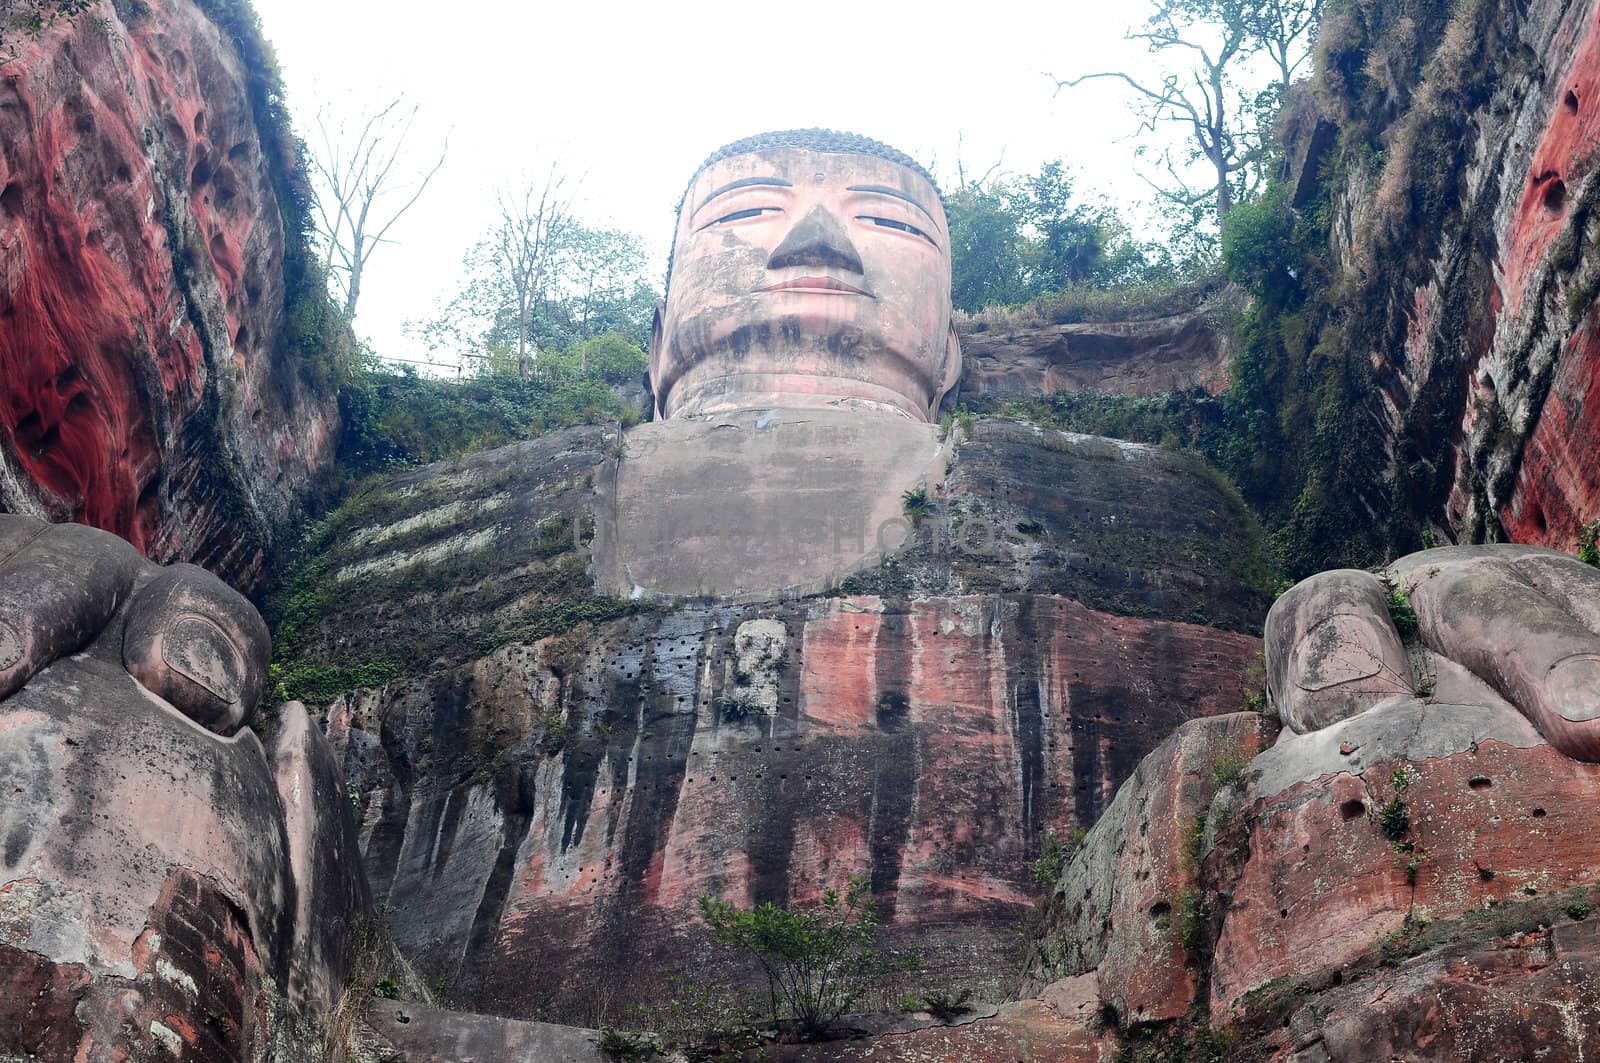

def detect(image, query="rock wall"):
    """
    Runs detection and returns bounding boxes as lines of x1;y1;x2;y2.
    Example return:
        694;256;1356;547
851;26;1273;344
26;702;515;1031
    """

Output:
278;419;1271;1021
0;1;337;590
955;299;1236;403
1022;693;1600;1059
1287;0;1600;554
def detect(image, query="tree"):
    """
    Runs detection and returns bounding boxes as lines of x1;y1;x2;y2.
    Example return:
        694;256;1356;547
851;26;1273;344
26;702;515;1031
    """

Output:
1239;0;1324;100
697;876;902;1039
307;97;447;321
492;169;572;381
550;225;657;350
947;183;1027;313
412;187;660;374
1054;0;1322;227
944;160;1152;313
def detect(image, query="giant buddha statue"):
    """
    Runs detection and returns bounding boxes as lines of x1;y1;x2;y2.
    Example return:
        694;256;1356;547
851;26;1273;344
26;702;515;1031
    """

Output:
598;130;965;600
5;128;1600;1047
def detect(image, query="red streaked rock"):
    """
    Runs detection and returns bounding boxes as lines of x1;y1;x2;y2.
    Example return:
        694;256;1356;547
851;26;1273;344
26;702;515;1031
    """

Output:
336;595;1261;1021
0;1;334;590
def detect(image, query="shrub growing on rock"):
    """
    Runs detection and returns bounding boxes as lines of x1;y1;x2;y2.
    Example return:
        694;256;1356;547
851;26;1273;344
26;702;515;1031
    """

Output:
697;876;898;1039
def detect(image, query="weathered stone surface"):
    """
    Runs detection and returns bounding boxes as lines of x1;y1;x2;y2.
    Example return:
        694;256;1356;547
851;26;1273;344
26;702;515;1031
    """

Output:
364;1001;608;1062
653;134;960;423
598;408;946;600
1261;917;1600;1062
0;519;374;1056
292;418;1270;687
271;700;375;1018
1212;734;1600;1016
1;870;289;1061
764;996;1115;1062
956;301;1235;402
1293;0;1600;551
1264;569;1412;735
280;425;618;676
0;1;336;590
1021;713;1267;1023
1018;542;1600;1053
293;415;1269;1022
332;592;1259;1021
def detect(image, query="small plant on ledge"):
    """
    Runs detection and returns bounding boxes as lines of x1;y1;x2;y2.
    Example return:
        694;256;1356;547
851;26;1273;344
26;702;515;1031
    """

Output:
902;485;932;525
1579;518;1599;567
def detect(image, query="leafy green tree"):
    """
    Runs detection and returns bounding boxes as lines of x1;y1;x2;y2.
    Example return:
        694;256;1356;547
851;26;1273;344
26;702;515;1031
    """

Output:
945;160;1153;313
412;199;659;372
697;876;900;1039
947;184;1027;312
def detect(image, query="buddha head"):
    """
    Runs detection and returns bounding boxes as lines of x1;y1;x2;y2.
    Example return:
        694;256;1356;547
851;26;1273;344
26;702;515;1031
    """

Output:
651;129;962;422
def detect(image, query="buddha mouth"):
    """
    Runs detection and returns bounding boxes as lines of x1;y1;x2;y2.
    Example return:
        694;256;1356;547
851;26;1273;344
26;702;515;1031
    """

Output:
759;276;874;297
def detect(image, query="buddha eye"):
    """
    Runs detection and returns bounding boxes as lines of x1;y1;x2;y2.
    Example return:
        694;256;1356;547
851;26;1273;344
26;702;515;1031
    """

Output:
861;216;936;247
713;206;780;224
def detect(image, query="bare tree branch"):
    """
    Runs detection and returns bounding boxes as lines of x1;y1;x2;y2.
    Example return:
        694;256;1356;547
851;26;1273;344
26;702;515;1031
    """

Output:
307;96;449;321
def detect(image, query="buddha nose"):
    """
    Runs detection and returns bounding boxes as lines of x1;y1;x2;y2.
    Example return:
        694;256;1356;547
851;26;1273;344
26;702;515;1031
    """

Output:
767;206;864;274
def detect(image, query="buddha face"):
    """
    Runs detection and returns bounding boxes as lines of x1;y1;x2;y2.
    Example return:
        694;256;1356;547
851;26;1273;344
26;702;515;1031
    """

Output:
652;146;961;421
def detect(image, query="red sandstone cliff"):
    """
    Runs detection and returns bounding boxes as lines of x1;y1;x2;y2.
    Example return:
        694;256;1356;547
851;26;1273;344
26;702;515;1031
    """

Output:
1292;0;1600;553
0;1;337;590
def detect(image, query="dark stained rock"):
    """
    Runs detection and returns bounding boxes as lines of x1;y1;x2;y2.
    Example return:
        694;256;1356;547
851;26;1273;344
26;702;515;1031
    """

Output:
292;415;1270;1022
956;301;1236;403
1287;0;1600;553
272;700;376;1020
1020;713;1268;1023
1260;917;1600;1062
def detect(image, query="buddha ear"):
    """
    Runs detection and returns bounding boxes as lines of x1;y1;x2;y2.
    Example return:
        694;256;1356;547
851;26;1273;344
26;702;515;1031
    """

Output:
648;302;666;420
930;323;963;418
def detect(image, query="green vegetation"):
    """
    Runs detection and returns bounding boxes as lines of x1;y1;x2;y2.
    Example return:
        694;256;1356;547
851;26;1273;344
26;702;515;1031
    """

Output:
1579;519;1599;566
371;977;400;999
697;876;905;1039
0;0;97;59
273;659;401;704
901;485;932;524
920;987;973;1022
537;711;571;756
714;693;762;724
1379;767;1413;841
1029;827;1088;888
596;1028;653;1060
1385;589;1418;638
189;0;359;389
947;160;1164;313
1210;750;1250;788
1117;1020;1239;1063
337;335;646;476
1171;886;1206;955
642;975;764;1062
947;0;1517;582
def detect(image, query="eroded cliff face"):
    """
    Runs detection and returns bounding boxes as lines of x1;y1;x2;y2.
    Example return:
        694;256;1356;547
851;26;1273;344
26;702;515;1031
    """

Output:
1291;0;1600;555
1019;699;1600;1060
0;1;336;590
274;419;1270;1022
955;298;1237;404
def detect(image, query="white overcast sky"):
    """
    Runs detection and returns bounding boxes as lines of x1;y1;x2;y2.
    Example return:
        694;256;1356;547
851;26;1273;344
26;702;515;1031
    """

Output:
248;0;1195;370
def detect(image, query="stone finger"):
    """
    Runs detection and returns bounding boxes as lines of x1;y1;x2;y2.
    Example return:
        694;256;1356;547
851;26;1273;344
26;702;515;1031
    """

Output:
121;563;270;734
1266;569;1414;734
1406;556;1600;761
0;521;145;701
1508;550;1600;636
